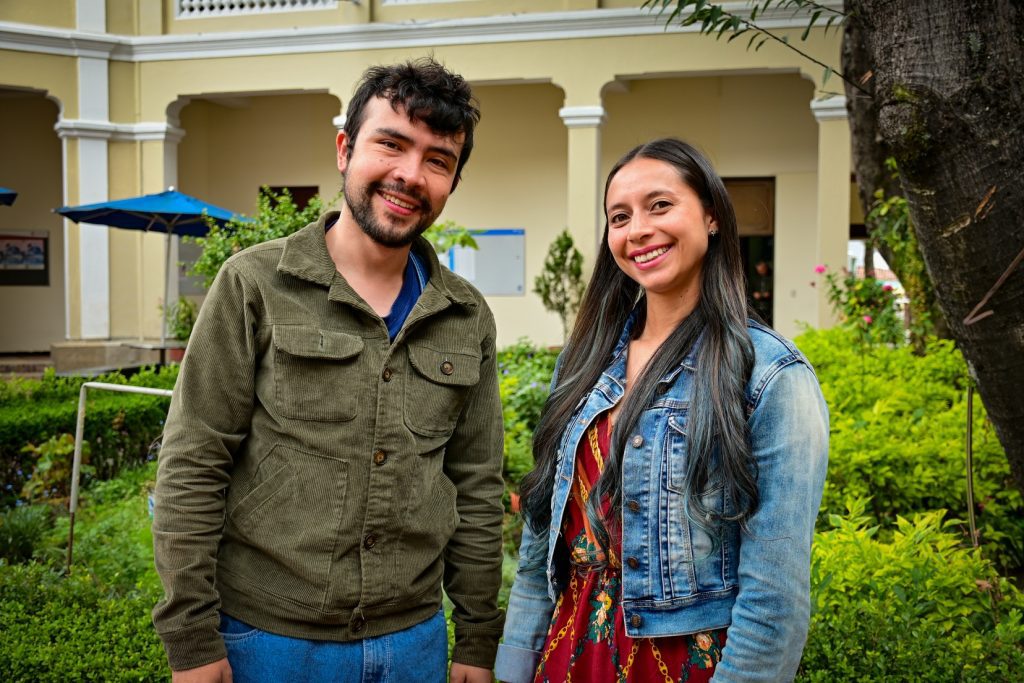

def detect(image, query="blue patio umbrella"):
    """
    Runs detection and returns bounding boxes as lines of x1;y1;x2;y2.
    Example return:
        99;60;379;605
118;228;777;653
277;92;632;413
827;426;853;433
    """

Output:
0;187;17;206
56;188;245;344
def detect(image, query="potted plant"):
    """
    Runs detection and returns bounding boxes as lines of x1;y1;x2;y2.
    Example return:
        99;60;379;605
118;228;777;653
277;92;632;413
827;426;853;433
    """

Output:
164;296;197;362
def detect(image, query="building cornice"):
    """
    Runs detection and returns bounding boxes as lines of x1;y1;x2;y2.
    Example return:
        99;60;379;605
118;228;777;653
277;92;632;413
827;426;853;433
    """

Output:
0;3;843;63
559;106;606;129
56;119;186;142
0;22;114;59
810;95;847;121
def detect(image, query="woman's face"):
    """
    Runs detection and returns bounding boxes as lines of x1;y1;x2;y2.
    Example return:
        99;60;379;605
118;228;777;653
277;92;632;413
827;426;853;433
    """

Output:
605;157;717;305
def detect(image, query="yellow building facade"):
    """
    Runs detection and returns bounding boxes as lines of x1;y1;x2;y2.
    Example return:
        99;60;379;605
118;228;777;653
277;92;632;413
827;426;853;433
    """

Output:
0;0;850;363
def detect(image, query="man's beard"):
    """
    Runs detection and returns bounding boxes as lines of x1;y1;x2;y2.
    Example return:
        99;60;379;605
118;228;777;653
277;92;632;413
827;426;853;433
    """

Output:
345;180;436;248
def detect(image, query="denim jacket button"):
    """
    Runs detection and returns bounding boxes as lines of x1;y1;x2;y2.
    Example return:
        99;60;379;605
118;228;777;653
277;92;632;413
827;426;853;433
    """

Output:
627;500;640;512
631;435;644;448
629;614;642;628
626;556;639;569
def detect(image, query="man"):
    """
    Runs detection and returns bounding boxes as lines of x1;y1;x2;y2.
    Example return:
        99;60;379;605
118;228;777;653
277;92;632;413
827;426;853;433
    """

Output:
152;58;504;683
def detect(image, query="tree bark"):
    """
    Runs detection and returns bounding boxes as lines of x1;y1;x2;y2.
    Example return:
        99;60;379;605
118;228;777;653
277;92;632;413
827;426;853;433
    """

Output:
854;0;1024;494
843;1;949;339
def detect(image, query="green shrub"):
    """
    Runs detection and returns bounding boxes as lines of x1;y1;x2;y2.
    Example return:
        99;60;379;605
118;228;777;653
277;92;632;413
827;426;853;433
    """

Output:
188;186;328;289
0;563;166;682
0;366;176;508
816;264;904;345
799;499;1024;681
797;327;1023;573
0;460;164;679
19;434;92;503
497;339;558;489
0;504;56;564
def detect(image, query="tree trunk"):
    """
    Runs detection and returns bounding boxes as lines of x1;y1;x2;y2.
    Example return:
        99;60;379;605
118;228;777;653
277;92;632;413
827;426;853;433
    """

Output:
854;0;1024;494
843;1;949;340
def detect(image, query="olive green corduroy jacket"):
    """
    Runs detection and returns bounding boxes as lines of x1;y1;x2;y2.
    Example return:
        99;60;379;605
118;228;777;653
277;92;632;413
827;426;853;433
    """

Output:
152;213;505;672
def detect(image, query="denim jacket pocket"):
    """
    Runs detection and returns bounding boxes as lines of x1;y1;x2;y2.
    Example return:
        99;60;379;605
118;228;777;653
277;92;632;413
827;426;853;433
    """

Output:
404;343;480;438
663;413;727;593
272;325;364;422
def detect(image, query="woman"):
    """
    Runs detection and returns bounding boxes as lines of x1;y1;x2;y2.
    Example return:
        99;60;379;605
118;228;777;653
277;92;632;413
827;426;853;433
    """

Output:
495;139;828;683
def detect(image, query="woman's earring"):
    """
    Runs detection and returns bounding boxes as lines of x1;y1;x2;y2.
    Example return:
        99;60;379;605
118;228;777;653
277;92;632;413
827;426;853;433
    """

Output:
709;229;718;237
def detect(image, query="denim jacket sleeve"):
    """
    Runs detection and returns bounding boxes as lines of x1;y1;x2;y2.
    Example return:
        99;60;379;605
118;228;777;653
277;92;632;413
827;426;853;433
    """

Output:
713;359;829;682
494;519;556;683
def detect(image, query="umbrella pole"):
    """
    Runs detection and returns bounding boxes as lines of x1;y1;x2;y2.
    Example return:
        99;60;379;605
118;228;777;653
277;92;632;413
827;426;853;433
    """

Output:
162;231;172;347
137;235;145;341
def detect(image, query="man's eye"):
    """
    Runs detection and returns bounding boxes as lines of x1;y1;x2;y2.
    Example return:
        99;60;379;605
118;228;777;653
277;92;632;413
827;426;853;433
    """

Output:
429;157;452;171
380;140;400;150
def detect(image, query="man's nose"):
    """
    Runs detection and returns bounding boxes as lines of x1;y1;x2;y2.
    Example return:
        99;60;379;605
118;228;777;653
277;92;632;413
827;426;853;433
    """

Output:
390;153;426;188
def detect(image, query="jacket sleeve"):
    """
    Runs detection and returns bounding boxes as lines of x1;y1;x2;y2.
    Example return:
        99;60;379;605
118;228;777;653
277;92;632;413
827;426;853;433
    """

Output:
713;360;829;683
151;262;259;671
494;519;556;683
442;305;507;669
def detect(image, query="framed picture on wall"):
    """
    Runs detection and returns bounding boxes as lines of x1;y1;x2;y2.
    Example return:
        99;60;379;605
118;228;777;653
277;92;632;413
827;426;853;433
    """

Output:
0;231;48;286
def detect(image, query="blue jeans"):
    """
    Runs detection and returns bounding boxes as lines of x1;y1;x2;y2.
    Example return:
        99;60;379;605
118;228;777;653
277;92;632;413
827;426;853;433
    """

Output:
219;609;448;683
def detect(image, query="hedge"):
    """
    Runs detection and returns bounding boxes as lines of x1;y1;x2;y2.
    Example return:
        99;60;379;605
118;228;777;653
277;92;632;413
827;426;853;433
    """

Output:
0;367;177;508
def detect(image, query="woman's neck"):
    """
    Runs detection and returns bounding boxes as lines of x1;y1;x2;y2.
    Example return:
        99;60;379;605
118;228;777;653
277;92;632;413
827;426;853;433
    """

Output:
638;290;699;347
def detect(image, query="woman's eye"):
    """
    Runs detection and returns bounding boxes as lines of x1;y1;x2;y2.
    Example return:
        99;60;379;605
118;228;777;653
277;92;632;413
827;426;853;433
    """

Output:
609;213;628;225
652;200;672;211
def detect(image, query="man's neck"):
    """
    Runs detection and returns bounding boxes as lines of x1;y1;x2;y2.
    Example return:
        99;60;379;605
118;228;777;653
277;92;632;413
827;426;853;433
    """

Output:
326;208;411;317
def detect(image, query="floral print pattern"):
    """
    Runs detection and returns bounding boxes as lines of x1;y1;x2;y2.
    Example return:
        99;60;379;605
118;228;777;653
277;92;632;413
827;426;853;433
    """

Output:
534;413;727;683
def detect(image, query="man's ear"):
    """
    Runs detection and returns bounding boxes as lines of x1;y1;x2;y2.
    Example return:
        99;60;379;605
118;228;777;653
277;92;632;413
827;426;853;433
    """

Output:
336;130;350;174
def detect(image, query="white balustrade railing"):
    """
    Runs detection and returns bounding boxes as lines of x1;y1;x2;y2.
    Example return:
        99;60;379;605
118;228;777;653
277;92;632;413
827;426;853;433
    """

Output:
177;0;339;19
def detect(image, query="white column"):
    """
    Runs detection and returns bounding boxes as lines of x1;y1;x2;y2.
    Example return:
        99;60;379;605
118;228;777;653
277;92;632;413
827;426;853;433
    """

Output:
811;95;851;328
76;0;106;32
559;105;606;275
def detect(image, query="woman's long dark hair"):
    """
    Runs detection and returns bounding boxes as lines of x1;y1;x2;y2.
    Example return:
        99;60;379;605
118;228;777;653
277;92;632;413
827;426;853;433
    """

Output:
520;138;757;562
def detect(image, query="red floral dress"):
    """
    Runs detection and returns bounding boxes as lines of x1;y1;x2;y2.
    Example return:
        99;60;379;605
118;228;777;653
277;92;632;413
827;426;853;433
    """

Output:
534;413;727;683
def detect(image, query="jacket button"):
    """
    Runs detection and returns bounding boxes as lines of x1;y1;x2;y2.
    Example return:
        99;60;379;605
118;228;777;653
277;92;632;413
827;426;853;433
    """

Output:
351;615;366;632
627;500;640;512
631;435;644;448
363;534;377;550
626;557;639;569
630;614;642;628
382;367;393;382
373;450;387;466
440;360;454;375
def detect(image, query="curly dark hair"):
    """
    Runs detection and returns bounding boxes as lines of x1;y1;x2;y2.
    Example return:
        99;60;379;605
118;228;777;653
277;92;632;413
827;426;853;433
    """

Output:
344;57;480;185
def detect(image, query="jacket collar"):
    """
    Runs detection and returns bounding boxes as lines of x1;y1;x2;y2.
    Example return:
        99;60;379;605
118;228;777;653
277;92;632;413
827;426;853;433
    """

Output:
277;211;479;309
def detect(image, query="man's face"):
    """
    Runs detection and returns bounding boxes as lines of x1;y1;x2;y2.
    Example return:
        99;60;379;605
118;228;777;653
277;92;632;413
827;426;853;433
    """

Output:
336;97;465;248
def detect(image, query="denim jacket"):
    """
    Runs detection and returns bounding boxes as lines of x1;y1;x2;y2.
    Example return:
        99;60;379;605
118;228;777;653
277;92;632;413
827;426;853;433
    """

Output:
495;318;828;683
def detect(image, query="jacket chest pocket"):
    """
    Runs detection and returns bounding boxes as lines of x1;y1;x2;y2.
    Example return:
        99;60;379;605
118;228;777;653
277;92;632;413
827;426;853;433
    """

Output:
404;343;480;438
272;325;364;422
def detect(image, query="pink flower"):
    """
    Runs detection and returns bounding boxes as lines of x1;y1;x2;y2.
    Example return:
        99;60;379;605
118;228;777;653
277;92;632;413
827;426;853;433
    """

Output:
883;284;893;291
814;265;827;274
863;315;873;324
